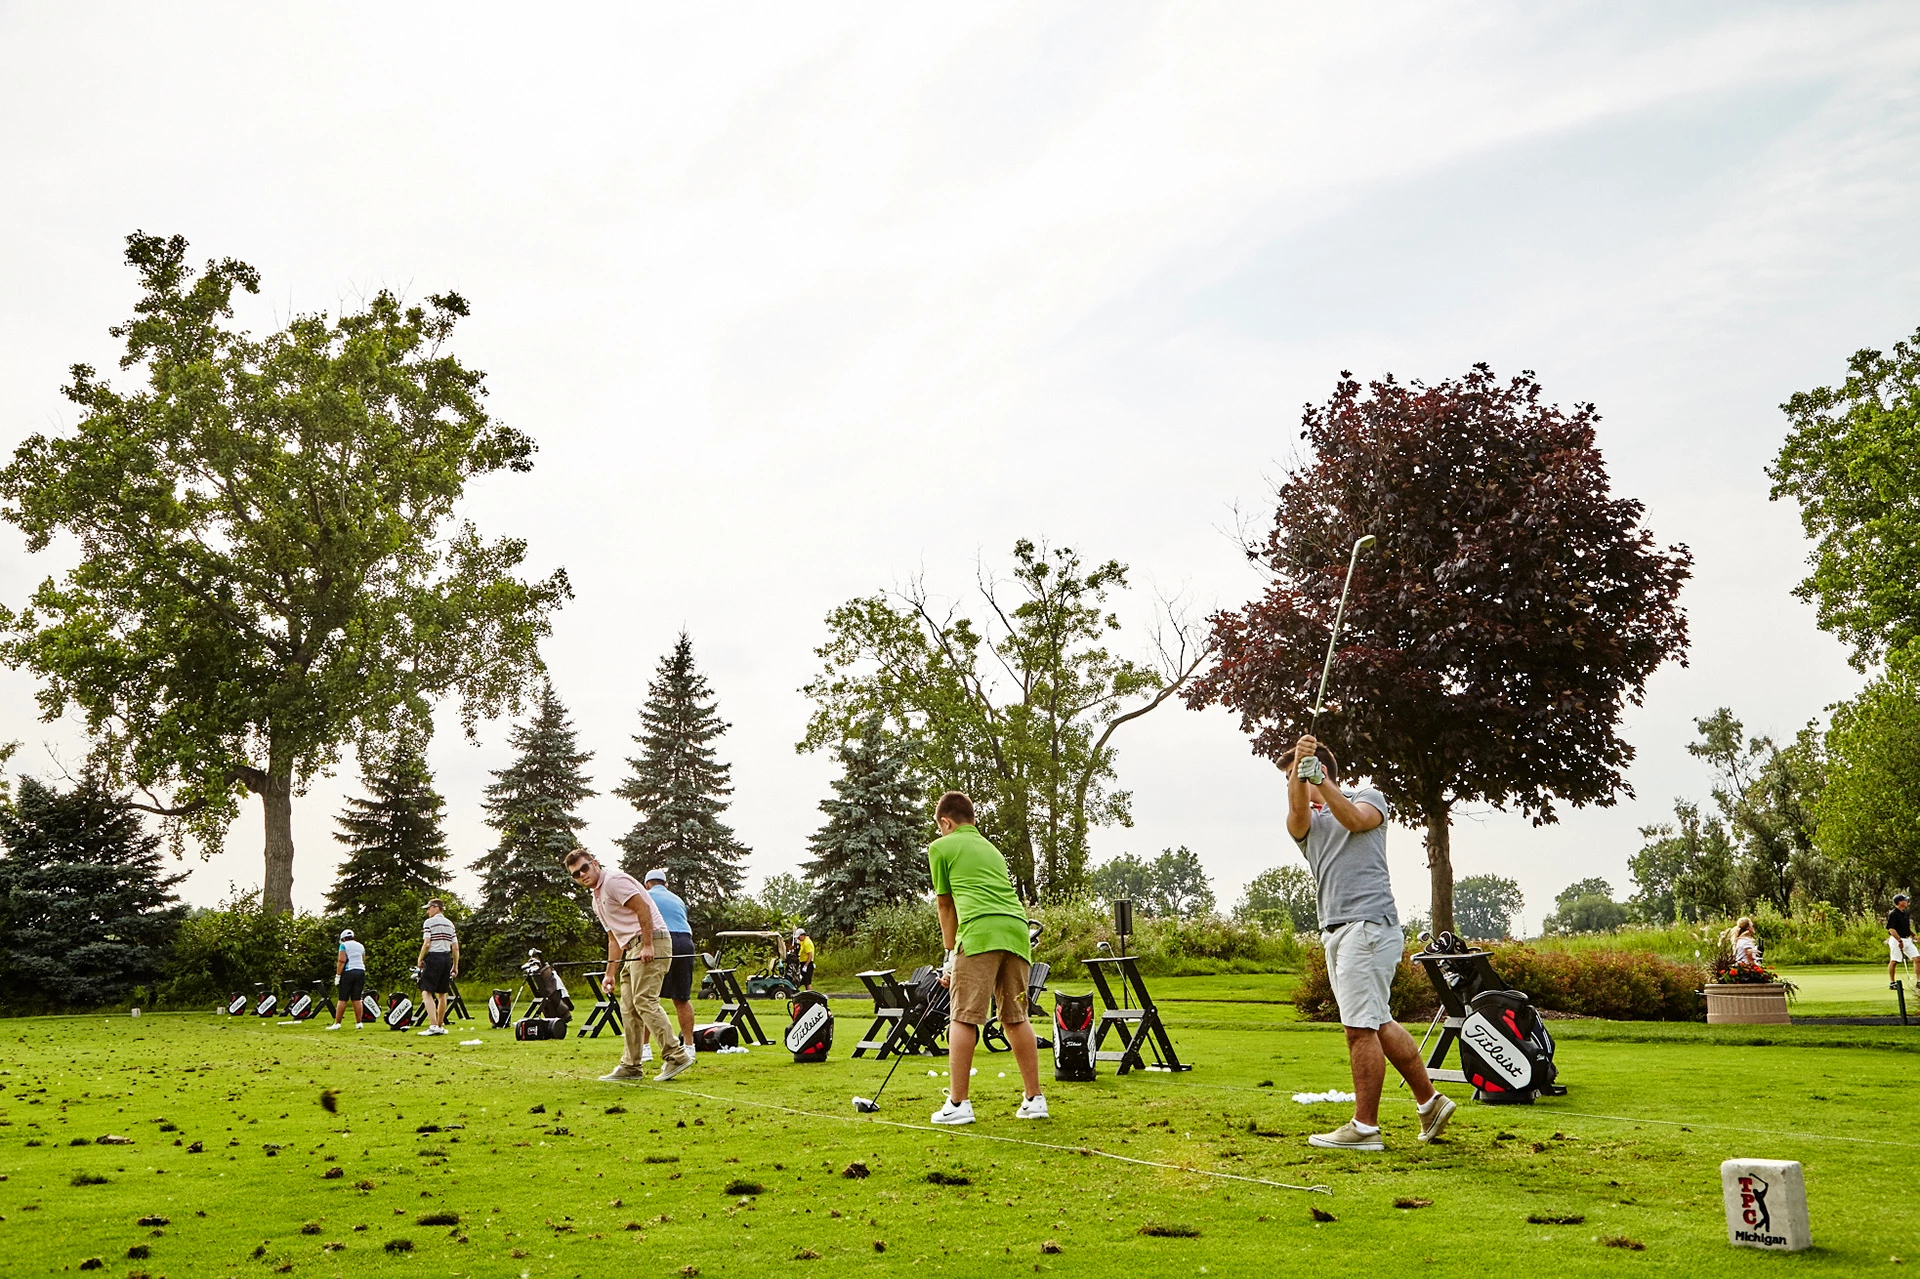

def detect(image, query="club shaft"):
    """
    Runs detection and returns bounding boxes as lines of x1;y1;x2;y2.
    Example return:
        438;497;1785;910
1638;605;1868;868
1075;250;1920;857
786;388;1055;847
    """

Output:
1309;538;1371;730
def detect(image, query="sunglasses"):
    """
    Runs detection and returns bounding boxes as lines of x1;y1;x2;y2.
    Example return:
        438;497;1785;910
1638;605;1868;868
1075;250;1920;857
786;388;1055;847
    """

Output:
569;864;593;879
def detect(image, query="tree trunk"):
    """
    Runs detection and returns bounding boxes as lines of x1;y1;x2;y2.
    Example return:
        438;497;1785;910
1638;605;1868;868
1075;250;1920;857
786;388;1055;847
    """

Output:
1425;808;1455;936
261;764;296;915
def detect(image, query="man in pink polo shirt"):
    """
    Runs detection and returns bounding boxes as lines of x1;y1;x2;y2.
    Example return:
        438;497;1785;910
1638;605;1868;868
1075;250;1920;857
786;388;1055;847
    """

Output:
564;847;694;1083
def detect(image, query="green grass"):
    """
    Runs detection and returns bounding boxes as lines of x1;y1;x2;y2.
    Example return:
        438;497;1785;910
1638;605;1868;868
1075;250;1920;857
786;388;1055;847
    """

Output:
1;999;1914;1276
1778;964;1915;1018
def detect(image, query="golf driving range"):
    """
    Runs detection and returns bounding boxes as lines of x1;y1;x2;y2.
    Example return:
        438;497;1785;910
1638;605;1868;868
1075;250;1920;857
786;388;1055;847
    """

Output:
1;983;1910;1277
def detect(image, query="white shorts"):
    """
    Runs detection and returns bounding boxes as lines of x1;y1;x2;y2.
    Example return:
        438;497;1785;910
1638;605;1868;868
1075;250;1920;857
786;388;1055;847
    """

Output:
1324;919;1402;1030
1891;936;1918;963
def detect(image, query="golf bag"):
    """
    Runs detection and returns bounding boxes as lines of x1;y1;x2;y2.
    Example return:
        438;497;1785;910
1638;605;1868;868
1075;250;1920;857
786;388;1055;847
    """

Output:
384;992;415;1030
785;991;834;1063
358;992;381;1023
693;1022;740;1052
513;953;573;1041
253;986;279;1017
1458;989;1559;1104
285;982;323;1021
1052;991;1097;1082
488;988;514;1030
224;991;249;1016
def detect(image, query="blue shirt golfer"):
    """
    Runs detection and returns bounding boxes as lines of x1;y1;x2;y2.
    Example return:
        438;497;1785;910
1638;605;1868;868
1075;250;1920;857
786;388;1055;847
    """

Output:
642;869;699;1059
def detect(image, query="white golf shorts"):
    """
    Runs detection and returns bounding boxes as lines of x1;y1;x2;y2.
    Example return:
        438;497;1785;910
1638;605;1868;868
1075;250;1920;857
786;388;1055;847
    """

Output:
1324;919;1402;1030
1891;936;1918;963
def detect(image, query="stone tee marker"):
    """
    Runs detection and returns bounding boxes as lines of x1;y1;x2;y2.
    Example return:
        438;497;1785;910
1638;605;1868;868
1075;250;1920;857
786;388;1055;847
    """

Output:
1721;1158;1810;1251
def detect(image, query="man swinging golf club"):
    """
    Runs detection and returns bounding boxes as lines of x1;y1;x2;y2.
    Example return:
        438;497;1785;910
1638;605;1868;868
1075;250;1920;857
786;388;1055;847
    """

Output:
927;790;1047;1124
1287;735;1454;1150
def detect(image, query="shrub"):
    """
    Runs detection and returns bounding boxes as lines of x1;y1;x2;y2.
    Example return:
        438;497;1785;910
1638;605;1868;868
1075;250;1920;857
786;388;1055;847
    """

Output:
158;892;338;1008
1526;902;1889;965
1294;940;1706;1022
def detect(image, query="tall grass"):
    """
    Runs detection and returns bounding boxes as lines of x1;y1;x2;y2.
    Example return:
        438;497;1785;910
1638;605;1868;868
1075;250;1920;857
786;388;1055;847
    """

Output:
1525;903;1889;966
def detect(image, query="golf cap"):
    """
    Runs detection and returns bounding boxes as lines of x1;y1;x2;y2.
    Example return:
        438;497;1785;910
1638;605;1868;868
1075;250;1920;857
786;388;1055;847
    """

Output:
1898;892;1911;902
644;867;668;884
339;929;354;941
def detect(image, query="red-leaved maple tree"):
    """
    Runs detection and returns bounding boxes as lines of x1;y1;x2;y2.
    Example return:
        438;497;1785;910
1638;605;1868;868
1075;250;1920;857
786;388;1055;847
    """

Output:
1188;365;1692;934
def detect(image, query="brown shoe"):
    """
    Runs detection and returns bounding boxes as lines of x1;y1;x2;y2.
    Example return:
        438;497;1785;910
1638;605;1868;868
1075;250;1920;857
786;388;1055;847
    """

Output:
1417;1094;1456;1144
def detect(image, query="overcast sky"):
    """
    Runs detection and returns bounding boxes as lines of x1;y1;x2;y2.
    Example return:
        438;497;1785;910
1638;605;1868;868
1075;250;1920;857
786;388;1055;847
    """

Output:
2;3;1916;934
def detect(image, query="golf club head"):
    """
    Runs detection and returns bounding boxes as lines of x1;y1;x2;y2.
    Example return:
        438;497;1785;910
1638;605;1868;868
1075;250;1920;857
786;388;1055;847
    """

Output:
1096;941;1112;955
851;1097;878;1113
1354;534;1376;551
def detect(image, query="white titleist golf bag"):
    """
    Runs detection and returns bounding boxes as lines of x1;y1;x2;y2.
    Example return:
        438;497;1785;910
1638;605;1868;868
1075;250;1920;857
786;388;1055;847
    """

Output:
785;991;833;1063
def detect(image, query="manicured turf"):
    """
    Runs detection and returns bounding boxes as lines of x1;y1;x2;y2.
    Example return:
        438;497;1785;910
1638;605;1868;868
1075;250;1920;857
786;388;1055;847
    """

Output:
1;998;1913;1276
1779;965;1915;1018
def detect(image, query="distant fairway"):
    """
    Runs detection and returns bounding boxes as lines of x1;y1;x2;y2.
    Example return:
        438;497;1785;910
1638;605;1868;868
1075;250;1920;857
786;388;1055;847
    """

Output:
0;998;1913;1275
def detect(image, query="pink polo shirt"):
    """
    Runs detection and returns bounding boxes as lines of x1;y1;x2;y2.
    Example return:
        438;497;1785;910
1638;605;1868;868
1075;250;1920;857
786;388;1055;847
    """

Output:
592;868;668;948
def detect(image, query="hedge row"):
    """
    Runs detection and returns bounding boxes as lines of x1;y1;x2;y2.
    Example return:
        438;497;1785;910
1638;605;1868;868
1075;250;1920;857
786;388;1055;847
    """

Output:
1294;941;1707;1023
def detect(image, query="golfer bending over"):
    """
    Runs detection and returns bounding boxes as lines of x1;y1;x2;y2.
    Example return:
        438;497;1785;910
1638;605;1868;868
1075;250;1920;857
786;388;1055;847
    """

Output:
565;849;693;1083
1287;735;1453;1150
928;790;1047;1125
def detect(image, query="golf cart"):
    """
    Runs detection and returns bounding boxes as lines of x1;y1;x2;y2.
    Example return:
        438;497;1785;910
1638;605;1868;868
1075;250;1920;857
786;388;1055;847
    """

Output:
711;930;804;999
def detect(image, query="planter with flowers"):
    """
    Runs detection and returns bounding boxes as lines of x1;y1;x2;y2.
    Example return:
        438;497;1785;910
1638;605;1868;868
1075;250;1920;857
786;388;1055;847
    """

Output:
1704;951;1797;1025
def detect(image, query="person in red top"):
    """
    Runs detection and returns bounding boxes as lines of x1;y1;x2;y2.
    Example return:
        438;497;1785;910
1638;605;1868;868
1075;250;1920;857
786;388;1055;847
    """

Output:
564;848;693;1083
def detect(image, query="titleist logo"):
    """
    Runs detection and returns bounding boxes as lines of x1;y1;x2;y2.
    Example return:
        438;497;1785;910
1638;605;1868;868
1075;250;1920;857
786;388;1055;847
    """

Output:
1461;1014;1532;1087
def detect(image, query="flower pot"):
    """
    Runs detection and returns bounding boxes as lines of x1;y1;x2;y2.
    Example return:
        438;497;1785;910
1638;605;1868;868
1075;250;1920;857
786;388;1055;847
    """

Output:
1704;982;1791;1025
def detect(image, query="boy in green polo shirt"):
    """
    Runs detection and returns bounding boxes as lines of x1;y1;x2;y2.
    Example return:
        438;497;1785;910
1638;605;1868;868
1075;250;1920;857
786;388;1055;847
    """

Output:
928;790;1048;1125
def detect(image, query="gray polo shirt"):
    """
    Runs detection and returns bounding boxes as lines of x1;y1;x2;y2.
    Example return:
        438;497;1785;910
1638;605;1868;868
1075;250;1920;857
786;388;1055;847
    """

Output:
1291;786;1399;929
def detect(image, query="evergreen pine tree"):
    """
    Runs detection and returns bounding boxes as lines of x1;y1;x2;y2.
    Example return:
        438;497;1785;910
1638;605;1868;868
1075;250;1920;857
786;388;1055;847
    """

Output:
0;773;188;1009
801;717;929;937
616;632;749;906
471;682;598;965
326;737;450;921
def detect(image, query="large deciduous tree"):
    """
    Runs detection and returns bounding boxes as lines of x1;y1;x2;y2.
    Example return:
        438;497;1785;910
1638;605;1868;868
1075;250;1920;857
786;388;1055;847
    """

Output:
616;633;750;906
802;539;1210;899
1813;674;1920;907
0;233;569;912
1189;366;1692;934
800;717;928;938
1770;327;1920;671
1451;873;1524;940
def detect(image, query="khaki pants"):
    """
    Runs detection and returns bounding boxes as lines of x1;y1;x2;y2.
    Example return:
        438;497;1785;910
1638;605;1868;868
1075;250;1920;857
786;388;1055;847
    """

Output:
620;931;687;1069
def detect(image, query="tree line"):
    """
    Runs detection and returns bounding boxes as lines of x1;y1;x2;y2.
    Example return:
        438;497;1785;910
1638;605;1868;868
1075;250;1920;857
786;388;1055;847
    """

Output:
1;233;1914;983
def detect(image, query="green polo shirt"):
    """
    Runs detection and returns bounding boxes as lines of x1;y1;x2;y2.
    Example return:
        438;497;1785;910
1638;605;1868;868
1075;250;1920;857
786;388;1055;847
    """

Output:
928;825;1031;960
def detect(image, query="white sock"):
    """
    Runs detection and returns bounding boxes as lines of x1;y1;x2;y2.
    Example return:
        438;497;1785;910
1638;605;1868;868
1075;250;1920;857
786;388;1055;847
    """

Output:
1418;1093;1443;1114
1351;1119;1380;1135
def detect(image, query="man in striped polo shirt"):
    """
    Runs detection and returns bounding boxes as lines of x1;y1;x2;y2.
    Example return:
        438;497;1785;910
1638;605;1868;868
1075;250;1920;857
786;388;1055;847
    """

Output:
415;899;459;1036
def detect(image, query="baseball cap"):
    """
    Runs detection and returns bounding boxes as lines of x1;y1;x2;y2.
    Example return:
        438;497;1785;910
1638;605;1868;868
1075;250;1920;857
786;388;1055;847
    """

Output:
1897;892;1911;902
644;867;668;884
339;929;355;941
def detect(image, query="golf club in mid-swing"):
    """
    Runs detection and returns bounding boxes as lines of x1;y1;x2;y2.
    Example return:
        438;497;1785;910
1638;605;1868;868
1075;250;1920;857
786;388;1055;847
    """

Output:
1307;534;1376;734
851;986;951;1114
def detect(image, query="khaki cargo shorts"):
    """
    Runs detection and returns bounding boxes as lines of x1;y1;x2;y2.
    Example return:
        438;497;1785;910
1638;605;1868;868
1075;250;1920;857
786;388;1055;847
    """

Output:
949;945;1031;1028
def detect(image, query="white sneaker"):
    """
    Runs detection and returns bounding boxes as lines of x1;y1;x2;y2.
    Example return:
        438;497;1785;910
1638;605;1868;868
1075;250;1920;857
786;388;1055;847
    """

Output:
1307;1120;1385;1151
654;1054;694;1082
326;1023;343;1031
1015;1095;1049;1120
430;1025;448;1036
930;1097;974;1126
417;1026;435;1036
640;1045;654;1064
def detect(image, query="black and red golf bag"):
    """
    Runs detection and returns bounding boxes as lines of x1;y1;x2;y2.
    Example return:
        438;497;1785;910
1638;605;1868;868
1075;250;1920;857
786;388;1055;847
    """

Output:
785;990;834;1063
1052;992;1097;1082
1458;989;1559;1104
513;952;573;1041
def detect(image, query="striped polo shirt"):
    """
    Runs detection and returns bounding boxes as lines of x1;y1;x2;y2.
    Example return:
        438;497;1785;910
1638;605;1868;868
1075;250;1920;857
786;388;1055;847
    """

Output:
422;914;457;953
